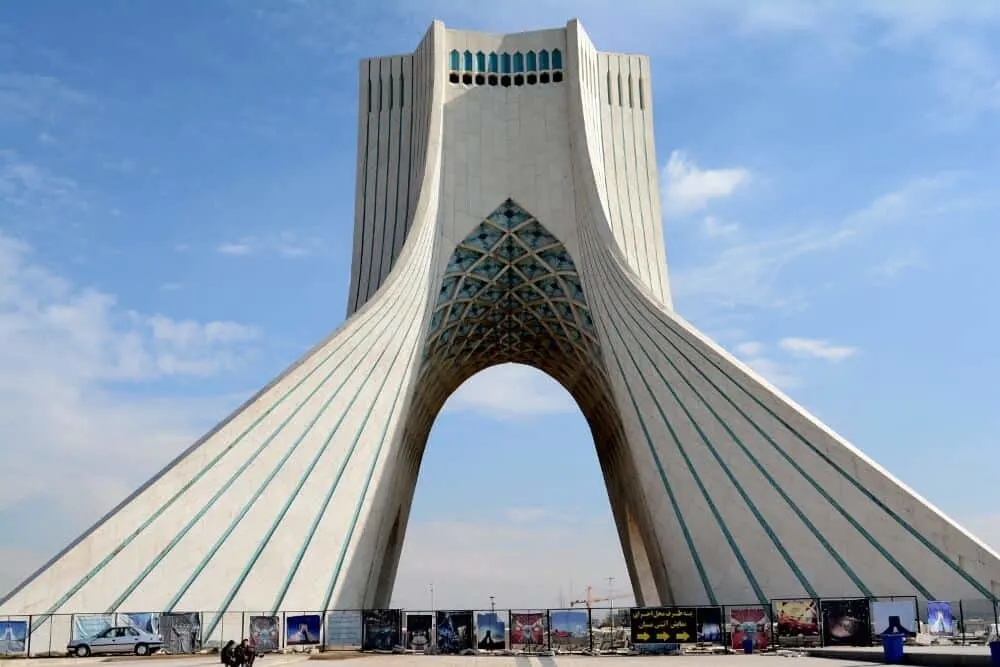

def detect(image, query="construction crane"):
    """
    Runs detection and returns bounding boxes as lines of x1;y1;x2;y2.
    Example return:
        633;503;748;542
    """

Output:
569;585;620;609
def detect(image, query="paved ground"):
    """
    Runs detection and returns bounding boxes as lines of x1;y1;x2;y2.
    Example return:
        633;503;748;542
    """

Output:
0;656;880;667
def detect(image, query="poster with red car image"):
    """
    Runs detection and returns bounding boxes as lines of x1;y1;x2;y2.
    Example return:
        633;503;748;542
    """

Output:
510;612;547;650
728;606;769;650
774;599;820;639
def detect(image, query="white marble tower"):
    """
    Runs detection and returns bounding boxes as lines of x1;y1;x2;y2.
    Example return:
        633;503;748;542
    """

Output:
2;20;998;647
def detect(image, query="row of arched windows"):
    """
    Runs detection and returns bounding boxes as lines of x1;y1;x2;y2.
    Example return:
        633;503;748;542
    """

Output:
449;49;564;74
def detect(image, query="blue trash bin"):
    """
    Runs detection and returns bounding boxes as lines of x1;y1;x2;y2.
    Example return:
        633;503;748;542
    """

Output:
742;635;753;654
881;633;904;665
989;640;1000;667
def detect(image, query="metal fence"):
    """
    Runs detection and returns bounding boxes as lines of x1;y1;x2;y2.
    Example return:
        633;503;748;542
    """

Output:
0;596;997;657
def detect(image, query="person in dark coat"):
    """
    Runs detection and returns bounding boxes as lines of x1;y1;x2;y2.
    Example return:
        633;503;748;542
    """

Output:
221;640;238;667
236;638;256;667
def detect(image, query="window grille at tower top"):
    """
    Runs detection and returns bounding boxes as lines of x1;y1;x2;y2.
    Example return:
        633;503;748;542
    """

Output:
448;48;564;87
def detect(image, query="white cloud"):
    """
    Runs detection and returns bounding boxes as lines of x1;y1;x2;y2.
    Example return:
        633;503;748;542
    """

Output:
661;150;750;217
0;73;91;123
741;356;800;390
734;341;763;357
779;337;858;362
393;509;635;610
672;172;972;318
216;233;325;258
0;231;257;539
0;150;82;212
443;364;577;418
703;215;739;237
872;250;925;279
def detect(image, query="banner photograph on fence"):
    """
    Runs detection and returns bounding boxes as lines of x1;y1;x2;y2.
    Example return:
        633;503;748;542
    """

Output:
474;612;506;650
510;612;547;650
728;606;769;651
872;600;917;636
695;607;722;643
249;616;279;652
631;607;697;643
160;612;201;654
362;610;401;651
926;601;954;635
286;614;321;646
774;599;819;638
405;614;432;652
325;611;362;646
820;599;872;647
549;610;589;650
435;611;473;654
0;620;27;656
72;614;115;640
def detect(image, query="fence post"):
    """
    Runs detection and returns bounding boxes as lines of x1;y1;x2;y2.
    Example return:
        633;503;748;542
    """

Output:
25;615;32;657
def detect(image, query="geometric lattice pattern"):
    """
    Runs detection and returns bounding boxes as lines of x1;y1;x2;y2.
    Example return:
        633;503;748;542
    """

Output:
425;198;601;368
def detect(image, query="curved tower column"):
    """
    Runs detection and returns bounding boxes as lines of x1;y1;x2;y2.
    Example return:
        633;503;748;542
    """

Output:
2;20;998;641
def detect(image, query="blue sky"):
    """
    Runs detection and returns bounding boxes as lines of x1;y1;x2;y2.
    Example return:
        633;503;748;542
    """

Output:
1;0;999;610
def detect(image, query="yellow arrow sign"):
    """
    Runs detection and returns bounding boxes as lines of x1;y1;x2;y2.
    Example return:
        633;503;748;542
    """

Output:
674;632;690;642
636;632;650;641
655;632;670;641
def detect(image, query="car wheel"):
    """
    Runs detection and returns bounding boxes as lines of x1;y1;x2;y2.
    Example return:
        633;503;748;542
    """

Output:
135;643;149;656
75;645;91;657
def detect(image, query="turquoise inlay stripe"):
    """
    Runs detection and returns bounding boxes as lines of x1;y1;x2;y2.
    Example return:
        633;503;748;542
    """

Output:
650;311;977;599
634;79;665;296
623;311;869;594
602;269;873;597
618;61;647;285
588;231;937;599
582;227;766;606
107;316;393;612
108;253;424;614
318;334;420;612
159;294;410;613
588;233;822;598
199;298;424;640
29;279;400;631
266;304;422;612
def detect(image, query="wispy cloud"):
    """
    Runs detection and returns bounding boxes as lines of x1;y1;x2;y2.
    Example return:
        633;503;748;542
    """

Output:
0;150;82;212
702;215;739;237
662;150;750;217
0;231;258;531
444;363;576;418
779;337;858;362
671;170;973;319
215;232;327;258
0;72;92;124
871;250;925;279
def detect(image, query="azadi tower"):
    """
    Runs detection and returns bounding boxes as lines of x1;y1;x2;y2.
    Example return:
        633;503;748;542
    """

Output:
2;20;997;640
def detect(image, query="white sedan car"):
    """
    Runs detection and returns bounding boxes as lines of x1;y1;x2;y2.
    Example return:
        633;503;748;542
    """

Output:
66;626;163;657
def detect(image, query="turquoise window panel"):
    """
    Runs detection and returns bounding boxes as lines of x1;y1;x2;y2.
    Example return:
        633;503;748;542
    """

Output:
552;49;563;69
449;50;460;70
488;52;499;73
463;50;473;71
476;51;486;72
539;50;550;70
501;53;512;73
463;224;503;252
514;221;559;250
526;51;537;71
513;52;524;73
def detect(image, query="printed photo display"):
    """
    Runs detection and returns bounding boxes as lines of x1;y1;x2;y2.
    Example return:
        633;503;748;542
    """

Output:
820;599;872;647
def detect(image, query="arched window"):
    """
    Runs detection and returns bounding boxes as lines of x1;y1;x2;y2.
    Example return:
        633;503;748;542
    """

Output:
475;51;486;72
449;50;460;70
463;50;473;71
501;53;512;74
539;49;550;70
526;51;537;71
551;48;563;69
513;52;524;73
488;52;499;73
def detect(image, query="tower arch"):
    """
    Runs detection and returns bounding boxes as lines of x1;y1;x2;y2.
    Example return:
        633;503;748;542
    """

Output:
2;20;998;648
